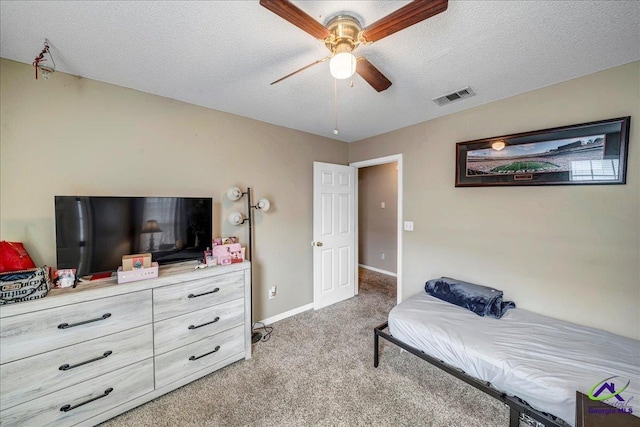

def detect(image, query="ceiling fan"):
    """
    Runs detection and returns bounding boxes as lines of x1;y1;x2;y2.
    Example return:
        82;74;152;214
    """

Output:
260;0;448;92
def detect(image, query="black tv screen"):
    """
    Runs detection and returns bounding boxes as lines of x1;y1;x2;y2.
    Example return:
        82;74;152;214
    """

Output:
55;196;213;277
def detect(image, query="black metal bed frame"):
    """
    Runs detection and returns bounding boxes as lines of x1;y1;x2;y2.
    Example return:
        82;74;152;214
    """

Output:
374;321;567;427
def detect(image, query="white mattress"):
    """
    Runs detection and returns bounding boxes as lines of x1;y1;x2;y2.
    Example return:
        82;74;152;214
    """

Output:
388;292;640;426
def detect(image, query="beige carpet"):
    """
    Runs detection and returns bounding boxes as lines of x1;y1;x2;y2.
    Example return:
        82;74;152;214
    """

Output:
101;268;513;426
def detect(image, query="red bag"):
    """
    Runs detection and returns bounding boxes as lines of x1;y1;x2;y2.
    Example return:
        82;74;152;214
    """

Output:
0;241;36;273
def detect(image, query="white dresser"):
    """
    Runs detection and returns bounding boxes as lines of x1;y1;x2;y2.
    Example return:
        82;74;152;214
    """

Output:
0;261;251;426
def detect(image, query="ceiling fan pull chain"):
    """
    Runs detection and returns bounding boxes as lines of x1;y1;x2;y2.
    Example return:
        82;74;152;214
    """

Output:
333;78;339;135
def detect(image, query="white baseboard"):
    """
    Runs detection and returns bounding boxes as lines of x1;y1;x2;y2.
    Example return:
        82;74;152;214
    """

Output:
358;264;397;277
257;303;314;326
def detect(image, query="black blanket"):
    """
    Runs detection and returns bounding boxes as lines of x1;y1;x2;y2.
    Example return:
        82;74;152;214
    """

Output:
424;277;515;319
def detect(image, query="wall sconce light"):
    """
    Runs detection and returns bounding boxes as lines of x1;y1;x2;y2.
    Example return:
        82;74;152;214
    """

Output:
227;185;272;343
228;211;246;226
227;185;243;201
492;141;506;151
255;198;271;212
226;188;272;244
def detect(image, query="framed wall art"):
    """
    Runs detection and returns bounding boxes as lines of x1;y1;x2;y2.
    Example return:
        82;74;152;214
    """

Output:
455;116;630;187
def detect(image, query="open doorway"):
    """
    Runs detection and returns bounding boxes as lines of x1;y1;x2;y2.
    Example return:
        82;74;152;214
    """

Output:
358;162;398;276
351;155;403;304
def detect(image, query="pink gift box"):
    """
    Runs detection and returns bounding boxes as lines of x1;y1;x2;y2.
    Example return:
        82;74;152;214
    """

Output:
213;243;242;264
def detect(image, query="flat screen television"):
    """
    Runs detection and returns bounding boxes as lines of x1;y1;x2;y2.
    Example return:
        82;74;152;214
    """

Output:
55;196;213;277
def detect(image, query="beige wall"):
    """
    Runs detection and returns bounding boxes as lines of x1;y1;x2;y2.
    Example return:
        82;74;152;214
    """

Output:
358;163;398;273
2;58;639;340
0;59;348;322
350;61;640;340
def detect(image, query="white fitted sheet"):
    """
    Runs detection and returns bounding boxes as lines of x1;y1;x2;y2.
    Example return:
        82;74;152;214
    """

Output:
388;292;640;426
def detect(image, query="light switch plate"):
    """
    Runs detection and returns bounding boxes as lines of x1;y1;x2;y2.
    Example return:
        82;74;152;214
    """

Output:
404;221;414;231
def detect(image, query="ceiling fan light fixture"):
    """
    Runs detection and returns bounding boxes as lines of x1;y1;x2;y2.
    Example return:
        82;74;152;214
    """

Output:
329;52;356;79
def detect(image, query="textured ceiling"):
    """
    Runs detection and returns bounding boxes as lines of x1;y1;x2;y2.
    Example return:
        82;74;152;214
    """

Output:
1;1;639;143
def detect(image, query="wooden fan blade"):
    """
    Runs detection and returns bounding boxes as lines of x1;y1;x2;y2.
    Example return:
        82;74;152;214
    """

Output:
356;58;392;92
360;0;448;43
270;57;330;85
260;0;330;40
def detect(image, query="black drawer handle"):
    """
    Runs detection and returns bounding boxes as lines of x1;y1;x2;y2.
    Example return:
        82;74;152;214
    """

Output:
188;317;220;330
189;345;220;361
188;287;220;299
58;313;111;329
59;351;113;371
60;387;113;412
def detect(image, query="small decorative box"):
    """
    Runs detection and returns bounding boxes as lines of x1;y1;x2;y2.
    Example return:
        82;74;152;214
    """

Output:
117;262;159;284
122;253;152;271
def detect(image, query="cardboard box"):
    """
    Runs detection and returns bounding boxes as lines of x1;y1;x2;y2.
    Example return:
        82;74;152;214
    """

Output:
122;253;152;271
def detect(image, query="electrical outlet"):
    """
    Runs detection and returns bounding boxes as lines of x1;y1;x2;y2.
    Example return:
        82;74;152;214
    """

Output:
404;221;414;231
269;286;277;299
380;253;385;260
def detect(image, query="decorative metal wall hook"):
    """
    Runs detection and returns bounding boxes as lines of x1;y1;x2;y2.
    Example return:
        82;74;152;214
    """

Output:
33;38;56;80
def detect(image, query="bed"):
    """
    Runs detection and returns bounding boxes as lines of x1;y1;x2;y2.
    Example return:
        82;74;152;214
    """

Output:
374;290;640;427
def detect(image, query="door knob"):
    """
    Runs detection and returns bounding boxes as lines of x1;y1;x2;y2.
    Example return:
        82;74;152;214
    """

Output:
311;241;324;247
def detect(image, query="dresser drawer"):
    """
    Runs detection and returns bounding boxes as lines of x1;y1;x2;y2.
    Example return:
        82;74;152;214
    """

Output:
0;290;151;364
0;358;154;427
0;324;153;410
153;271;244;321
155;325;244;388
154;298;244;355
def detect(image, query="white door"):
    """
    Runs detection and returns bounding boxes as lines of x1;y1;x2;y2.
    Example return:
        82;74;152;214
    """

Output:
313;162;356;310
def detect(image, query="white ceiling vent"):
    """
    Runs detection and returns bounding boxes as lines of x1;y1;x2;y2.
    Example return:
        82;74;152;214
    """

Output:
432;86;476;106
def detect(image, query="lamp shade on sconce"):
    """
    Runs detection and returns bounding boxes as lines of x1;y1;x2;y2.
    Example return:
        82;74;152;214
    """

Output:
228;211;245;226
227;186;243;201
256;198;271;212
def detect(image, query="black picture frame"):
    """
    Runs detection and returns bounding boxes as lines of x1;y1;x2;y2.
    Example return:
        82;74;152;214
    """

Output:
455;117;631;187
